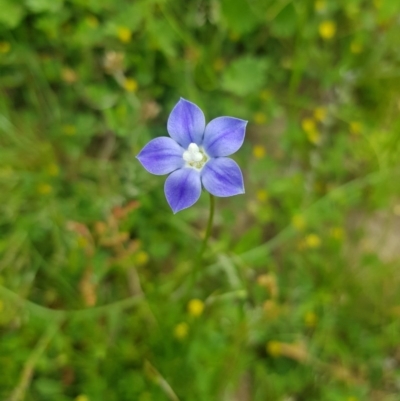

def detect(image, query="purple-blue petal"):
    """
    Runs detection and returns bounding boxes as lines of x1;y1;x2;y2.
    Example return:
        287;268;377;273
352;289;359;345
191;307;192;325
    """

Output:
167;98;205;148
136;137;184;175
202;117;247;157
164;168;202;213
201;158;245;197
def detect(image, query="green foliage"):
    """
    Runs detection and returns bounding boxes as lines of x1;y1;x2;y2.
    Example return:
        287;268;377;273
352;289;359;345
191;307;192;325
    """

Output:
1;0;400;400
222;56;269;96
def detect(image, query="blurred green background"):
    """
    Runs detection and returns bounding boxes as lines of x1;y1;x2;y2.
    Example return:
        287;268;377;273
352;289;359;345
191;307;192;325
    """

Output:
1;0;400;400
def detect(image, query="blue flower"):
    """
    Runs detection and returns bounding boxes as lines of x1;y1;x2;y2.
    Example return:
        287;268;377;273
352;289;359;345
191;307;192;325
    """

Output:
136;98;247;213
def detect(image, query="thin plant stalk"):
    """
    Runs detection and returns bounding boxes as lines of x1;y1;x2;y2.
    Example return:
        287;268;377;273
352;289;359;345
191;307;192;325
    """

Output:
187;193;215;295
198;193;215;260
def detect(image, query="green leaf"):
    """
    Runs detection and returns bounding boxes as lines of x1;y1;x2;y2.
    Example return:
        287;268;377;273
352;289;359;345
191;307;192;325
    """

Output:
0;0;25;28
221;0;260;35
221;56;269;96
25;0;64;13
270;4;298;38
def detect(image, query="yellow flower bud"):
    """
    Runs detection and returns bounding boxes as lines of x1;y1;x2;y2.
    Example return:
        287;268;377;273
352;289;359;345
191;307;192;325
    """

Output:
313;107;327;122
306;130;321;145
117;27;132;43
253;145;266;159
256;189;269;202
124;78;138;92
305;234;321;248
266;341;282;357
187;299;204;317
301;118;316;133
135;251;149;266
319;20;336;40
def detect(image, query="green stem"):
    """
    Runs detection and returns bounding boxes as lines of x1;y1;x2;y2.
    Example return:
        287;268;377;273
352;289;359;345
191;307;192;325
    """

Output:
198;193;215;260
187;194;215;295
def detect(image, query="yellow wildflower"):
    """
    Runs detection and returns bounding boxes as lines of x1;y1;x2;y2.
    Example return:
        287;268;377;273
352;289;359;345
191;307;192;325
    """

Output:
304;311;318;328
62;125;77;136
174;322;189;340
305;234;321;248
253;112;267;125
37;183;52;195
306;130;321;145
124;78;138;92
291;214;306;231
319;20;336;40
117;27;132;43
256;189;269;202
313;107;327;122
75;395;90;401
253;145;266;159
350;40;363;54
135;251;149;266
301;118;316;133
350;121;362;135
0;41;11;53
86;15;99;28
187;299;204;317
266;341;282;357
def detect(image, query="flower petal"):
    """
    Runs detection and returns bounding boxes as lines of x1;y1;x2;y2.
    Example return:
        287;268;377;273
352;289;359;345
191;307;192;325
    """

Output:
167;98;205;148
203;117;247;157
201;157;245;197
164;168;202;213
136;137;184;175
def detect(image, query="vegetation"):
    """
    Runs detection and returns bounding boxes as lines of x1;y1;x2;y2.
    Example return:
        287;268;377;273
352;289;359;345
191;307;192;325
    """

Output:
1;0;400;400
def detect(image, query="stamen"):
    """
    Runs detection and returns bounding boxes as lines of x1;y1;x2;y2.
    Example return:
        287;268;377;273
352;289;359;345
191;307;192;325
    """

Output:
183;151;192;162
182;142;208;170
188;143;199;153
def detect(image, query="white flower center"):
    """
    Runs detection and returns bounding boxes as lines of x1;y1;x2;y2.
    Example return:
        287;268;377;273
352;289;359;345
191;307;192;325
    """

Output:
182;143;208;170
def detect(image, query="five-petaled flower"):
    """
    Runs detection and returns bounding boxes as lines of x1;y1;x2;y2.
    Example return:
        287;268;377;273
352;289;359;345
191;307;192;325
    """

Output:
136;98;247;213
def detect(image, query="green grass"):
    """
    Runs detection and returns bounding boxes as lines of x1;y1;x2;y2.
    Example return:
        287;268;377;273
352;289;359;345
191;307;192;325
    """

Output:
1;0;400;400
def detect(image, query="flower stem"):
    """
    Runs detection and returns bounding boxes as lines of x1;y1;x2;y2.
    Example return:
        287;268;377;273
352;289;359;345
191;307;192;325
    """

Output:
187;193;215;295
198;193;215;260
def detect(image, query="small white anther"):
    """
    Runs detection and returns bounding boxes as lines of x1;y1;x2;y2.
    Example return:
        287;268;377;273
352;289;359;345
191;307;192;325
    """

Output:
188;143;199;153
